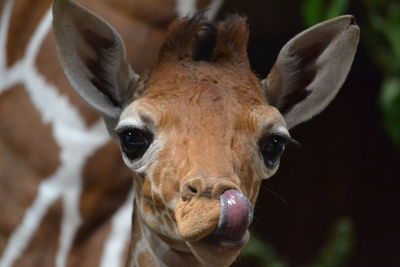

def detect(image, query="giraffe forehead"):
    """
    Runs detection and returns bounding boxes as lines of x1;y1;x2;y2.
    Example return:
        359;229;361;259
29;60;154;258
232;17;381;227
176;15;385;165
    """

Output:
119;57;269;128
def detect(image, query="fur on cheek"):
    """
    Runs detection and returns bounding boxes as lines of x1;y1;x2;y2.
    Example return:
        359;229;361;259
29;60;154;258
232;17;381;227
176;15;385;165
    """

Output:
175;198;220;242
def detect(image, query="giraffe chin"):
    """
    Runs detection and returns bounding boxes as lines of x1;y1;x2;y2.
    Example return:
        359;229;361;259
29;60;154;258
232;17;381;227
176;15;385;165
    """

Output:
205;229;250;250
186;231;249;267
178;190;252;266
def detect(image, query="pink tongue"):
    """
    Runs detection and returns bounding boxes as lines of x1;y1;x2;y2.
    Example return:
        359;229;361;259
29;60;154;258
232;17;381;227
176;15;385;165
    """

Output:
215;190;253;241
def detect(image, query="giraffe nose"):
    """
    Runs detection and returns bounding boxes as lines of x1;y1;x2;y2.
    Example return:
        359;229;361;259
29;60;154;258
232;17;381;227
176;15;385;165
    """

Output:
180;178;239;202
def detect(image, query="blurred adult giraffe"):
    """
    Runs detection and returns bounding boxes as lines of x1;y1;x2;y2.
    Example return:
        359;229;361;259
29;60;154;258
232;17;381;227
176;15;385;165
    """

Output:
0;0;223;266
51;0;359;266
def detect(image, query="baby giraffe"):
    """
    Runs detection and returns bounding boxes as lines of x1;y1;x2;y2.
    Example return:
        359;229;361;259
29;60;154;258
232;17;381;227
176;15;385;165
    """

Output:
52;0;359;266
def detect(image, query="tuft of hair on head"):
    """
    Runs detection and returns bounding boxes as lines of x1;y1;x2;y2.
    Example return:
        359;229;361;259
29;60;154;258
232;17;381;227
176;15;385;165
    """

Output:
158;11;249;64
214;14;249;62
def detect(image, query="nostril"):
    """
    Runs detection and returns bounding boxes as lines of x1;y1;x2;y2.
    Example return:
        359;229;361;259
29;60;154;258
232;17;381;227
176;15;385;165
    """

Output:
188;185;198;194
180;178;205;202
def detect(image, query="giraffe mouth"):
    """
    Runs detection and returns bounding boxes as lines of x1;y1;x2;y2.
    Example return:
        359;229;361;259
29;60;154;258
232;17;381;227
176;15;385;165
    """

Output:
209;189;253;248
176;189;253;248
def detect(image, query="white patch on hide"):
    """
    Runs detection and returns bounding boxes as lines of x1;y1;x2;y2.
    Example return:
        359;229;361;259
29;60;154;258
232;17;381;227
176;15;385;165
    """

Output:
100;191;134;267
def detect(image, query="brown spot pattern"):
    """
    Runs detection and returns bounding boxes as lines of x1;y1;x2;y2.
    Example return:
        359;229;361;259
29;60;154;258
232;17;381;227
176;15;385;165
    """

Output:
0;86;59;256
138;251;157;267
79;0;170;73
129;212;142;254
0;85;60;178
0;140;43;254
67;219;112;267
152;191;166;210
0;100;59;262
6;0;52;67
13;199;62;267
75;142;131;245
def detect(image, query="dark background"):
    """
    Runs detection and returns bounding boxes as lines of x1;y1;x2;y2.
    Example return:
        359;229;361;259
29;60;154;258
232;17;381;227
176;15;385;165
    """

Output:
215;1;400;266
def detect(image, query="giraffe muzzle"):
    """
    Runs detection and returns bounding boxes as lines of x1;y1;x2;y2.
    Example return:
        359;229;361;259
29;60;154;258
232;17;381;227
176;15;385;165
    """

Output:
212;189;253;243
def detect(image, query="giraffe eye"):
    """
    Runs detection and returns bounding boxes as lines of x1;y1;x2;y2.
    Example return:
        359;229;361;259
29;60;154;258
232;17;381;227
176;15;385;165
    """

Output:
119;128;153;160
260;135;289;168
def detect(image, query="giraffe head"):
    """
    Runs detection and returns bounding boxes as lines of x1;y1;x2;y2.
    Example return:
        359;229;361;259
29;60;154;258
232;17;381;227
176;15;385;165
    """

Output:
53;0;359;265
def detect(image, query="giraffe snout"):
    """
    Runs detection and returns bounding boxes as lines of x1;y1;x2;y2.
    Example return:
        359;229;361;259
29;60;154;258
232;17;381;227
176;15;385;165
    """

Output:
176;177;241;242
180;177;239;202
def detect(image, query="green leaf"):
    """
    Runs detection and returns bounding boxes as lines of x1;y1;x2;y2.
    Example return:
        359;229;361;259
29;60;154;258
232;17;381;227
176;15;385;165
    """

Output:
242;234;288;267
303;0;324;26
303;0;348;27
243;218;355;267
307;218;355;267
380;77;400;147
326;0;349;19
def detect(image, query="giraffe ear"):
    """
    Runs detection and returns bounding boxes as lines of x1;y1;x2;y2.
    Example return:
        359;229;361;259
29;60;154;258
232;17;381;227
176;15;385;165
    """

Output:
261;15;359;129
52;0;139;119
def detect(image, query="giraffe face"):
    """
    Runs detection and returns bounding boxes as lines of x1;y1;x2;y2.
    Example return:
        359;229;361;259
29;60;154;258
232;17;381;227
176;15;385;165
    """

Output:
113;60;290;264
